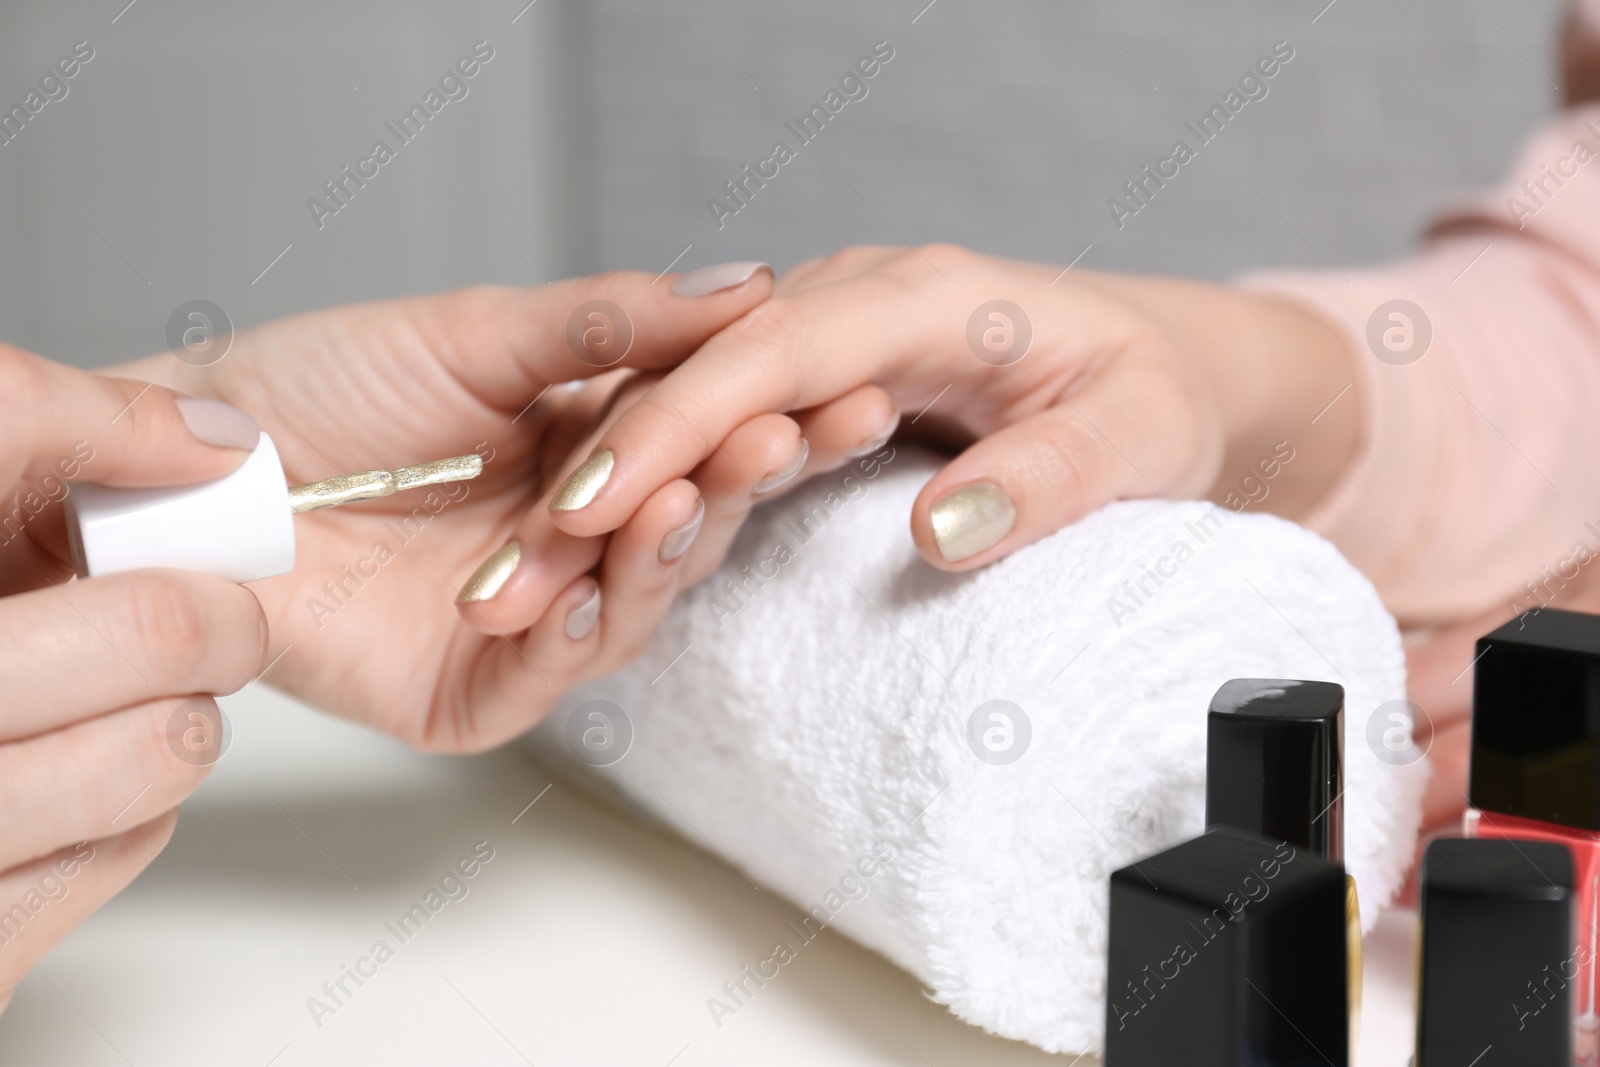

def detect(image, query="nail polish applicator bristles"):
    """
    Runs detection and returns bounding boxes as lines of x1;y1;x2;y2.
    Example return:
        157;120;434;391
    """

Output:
288;453;484;513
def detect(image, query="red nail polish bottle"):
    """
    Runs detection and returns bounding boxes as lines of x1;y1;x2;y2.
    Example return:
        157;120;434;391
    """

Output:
1464;608;1600;1066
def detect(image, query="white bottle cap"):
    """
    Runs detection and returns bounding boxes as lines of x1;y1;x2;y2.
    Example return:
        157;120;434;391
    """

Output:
65;432;296;583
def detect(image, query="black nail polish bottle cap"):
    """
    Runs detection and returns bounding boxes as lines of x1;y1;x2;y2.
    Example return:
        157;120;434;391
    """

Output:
1104;827;1348;1067
1205;679;1345;861
1470;608;1600;831
1416;838;1573;1066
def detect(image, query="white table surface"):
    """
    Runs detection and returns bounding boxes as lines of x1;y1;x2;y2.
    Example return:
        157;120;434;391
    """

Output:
0;682;1420;1066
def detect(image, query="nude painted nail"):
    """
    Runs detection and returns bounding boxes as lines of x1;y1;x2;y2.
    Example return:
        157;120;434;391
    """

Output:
754;438;809;495
671;261;771;298
658;496;705;562
550;449;615;512
930;482;1016;562
565;582;601;639
176;397;259;450
457;540;521;603
849;411;901;457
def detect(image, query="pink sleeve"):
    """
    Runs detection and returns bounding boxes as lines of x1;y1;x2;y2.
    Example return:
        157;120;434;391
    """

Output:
1242;93;1600;627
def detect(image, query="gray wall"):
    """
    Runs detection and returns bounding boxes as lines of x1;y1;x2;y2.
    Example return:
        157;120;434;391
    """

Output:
0;0;1566;369
0;1;589;366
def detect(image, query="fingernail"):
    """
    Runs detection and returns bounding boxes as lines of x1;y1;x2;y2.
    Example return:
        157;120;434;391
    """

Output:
550;449;615;512
565;581;601;639
672;261;771;298
849;411;901;457
754;438;809;495
658;496;705;562
930;482;1016;562
176;397;259;450
457;540;521;603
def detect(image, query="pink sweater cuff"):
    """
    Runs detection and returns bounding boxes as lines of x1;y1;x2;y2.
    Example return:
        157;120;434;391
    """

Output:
1233;102;1600;627
1237;268;1465;625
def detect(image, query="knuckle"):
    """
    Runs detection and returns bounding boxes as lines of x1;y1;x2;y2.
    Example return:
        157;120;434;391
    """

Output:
127;573;214;680
625;386;706;446
113;380;173;453
583;270;637;306
123;573;264;689
709;299;807;410
817;244;889;273
727;296;804;358
407;285;511;364
144;699;215;786
430;283;505;320
0;350;46;423
787;255;825;277
1028;419;1109;500
607;371;664;415
912;242;973;274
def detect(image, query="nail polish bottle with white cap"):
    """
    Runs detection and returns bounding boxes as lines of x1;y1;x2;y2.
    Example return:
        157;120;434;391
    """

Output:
65;432;482;582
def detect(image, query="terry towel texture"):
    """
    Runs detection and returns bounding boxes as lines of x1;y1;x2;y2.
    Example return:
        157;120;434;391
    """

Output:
529;447;1422;1055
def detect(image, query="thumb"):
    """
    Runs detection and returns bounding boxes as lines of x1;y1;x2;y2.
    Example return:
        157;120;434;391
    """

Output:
909;354;1220;568
1;345;259;490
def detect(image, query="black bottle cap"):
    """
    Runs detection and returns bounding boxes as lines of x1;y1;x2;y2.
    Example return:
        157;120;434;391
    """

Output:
1104;828;1348;1067
1470;608;1600;831
1205;679;1344;861
1416;838;1574;1066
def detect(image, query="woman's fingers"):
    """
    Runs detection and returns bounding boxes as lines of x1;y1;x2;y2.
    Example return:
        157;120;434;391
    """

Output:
910;349;1223;569
539;261;953;538
0;344;258;490
788;385;899;475
676;413;811;586
0;698;215;872
591;479;702;658
454;390;828;637
430;479;703;752
452;522;605;639
0;814;178;1011
403;265;773;411
451;380;650;636
0;570;267;743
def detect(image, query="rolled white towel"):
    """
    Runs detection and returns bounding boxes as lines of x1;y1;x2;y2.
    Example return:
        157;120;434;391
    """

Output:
524;445;1423;1055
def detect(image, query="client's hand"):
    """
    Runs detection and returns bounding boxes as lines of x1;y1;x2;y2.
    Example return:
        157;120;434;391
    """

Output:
0;345;267;1010
537;245;1361;571
113;268;806;753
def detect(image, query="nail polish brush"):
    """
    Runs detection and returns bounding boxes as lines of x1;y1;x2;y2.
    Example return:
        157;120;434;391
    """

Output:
65;432;483;583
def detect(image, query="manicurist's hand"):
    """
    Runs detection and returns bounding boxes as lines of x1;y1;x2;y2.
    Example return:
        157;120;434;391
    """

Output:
113;265;785;752
537;244;1362;570
0;344;268;1011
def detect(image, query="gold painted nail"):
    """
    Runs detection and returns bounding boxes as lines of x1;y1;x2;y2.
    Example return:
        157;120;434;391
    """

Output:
930;482;1016;562
457;540;521;603
550;449;615;512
